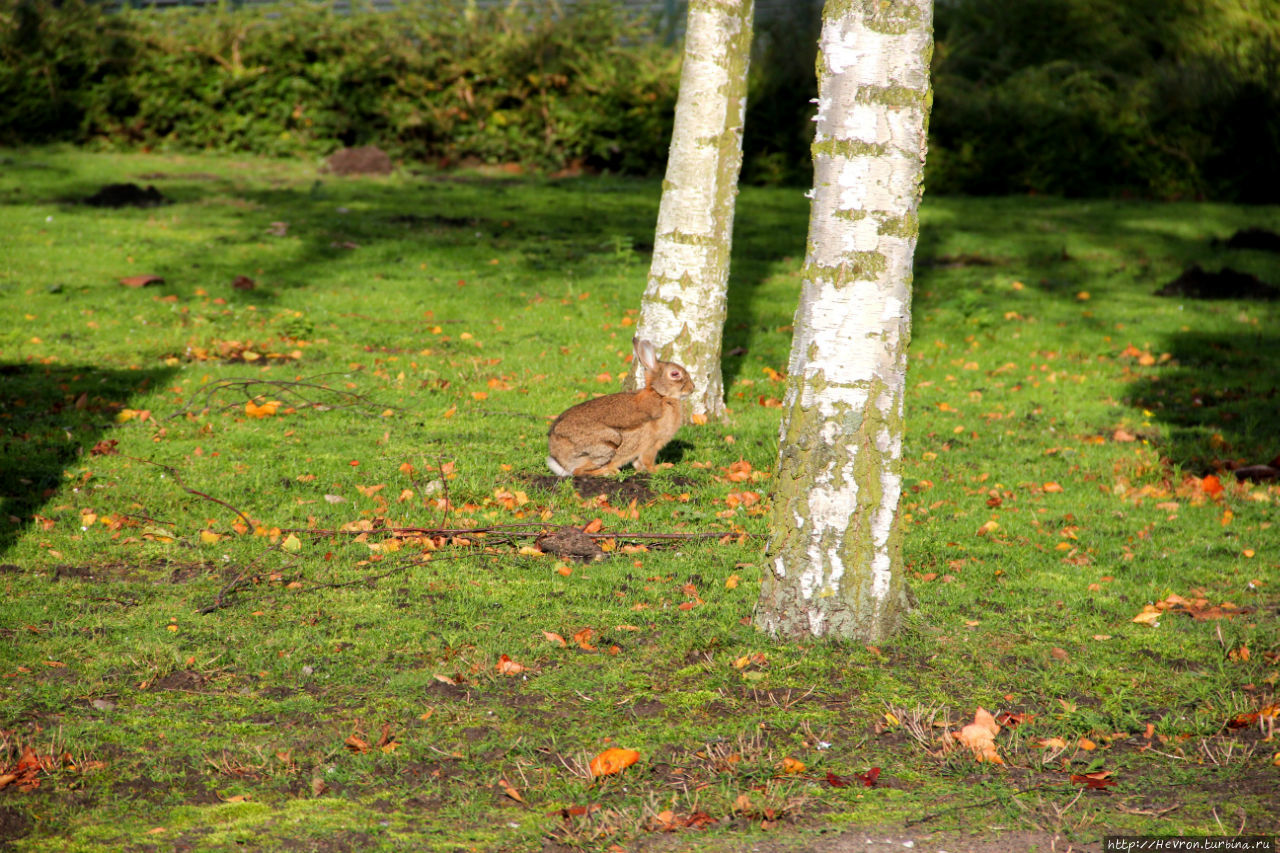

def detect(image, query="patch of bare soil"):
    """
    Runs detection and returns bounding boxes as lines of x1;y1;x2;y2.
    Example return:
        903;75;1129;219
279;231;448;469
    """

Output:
324;146;394;176
525;473;696;505
83;183;168;208
0;804;31;847
1221;227;1280;252
1156;265;1280;300
149;670;206;691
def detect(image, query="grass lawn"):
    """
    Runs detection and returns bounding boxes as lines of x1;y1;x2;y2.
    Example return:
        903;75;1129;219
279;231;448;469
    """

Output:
1;146;1278;852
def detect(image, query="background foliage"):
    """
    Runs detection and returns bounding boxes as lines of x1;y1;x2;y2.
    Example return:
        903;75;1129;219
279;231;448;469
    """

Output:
1;0;1278;200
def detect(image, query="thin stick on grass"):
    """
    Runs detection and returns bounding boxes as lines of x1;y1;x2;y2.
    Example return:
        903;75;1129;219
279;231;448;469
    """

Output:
170;374;389;419
120;455;258;535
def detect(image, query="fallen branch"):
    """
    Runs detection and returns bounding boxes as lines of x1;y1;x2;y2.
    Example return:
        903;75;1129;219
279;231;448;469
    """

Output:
121;455;257;535
276;522;753;542
169;374;391;419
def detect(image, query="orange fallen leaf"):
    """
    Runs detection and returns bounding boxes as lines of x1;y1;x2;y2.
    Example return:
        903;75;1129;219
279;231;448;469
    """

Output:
543;631;567;648
955;707;1004;764
573;628;596;651
498;777;524;803
245;400;281;418
495;654;526;676
780;757;806;775
590;747;639;777
1070;771;1117;789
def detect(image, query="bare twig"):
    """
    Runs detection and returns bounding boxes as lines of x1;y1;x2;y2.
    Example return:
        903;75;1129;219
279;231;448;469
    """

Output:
121;455;257;535
170;374;390;420
276;521;749;543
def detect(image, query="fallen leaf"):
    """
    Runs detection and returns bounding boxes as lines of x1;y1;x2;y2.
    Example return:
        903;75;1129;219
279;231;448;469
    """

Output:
1070;771;1117;789
955;707;1004;764
543;631;567;648
497;778;524;803
572;628;596;651
589;747;639;777
779;757;806;775
495;654;526;676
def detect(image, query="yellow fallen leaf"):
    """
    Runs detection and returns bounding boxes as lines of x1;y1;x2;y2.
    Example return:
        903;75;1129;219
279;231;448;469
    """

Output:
281;533;302;553
725;574;740;590
1132;605;1161;626
780;757;806;775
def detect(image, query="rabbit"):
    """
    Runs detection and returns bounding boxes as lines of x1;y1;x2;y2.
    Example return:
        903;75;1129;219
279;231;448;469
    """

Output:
547;337;695;477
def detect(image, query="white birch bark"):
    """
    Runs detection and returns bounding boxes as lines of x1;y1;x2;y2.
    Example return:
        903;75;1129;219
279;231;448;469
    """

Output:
755;0;932;642
629;0;753;422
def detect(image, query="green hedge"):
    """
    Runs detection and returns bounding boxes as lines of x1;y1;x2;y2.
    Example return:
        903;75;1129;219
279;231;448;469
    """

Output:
0;0;679;173
2;0;1278;200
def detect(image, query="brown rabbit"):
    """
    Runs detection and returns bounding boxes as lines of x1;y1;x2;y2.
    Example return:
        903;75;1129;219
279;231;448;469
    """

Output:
547;338;695;477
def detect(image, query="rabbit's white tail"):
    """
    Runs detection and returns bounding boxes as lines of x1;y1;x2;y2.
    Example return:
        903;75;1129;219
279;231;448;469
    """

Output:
546;456;572;478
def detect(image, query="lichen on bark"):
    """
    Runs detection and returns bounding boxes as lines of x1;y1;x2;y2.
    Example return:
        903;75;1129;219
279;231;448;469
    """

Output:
630;0;754;423
755;0;931;643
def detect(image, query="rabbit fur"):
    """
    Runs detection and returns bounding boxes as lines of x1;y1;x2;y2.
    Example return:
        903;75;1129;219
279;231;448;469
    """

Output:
547;338;694;477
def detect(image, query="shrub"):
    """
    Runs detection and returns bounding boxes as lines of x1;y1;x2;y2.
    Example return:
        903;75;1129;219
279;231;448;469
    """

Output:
0;0;680;172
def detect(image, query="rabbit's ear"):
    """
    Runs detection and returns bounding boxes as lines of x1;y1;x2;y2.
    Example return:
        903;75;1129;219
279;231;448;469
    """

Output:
633;338;658;371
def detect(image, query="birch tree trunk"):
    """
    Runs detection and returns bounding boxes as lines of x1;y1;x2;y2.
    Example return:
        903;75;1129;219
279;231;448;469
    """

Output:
755;0;932;642
628;0;753;422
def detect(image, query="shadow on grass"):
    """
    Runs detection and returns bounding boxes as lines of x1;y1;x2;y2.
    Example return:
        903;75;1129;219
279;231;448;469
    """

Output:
1126;330;1280;474
0;362;175;556
35;164;814;389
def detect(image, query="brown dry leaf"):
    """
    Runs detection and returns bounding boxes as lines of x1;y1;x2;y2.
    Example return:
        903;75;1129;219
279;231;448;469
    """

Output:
589;747;640;777
1112;428;1137;443
344;734;370;753
955;707;1004;764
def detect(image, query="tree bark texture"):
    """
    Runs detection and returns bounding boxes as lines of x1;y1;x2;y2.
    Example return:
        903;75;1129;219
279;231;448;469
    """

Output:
630;0;753;422
755;0;932;642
